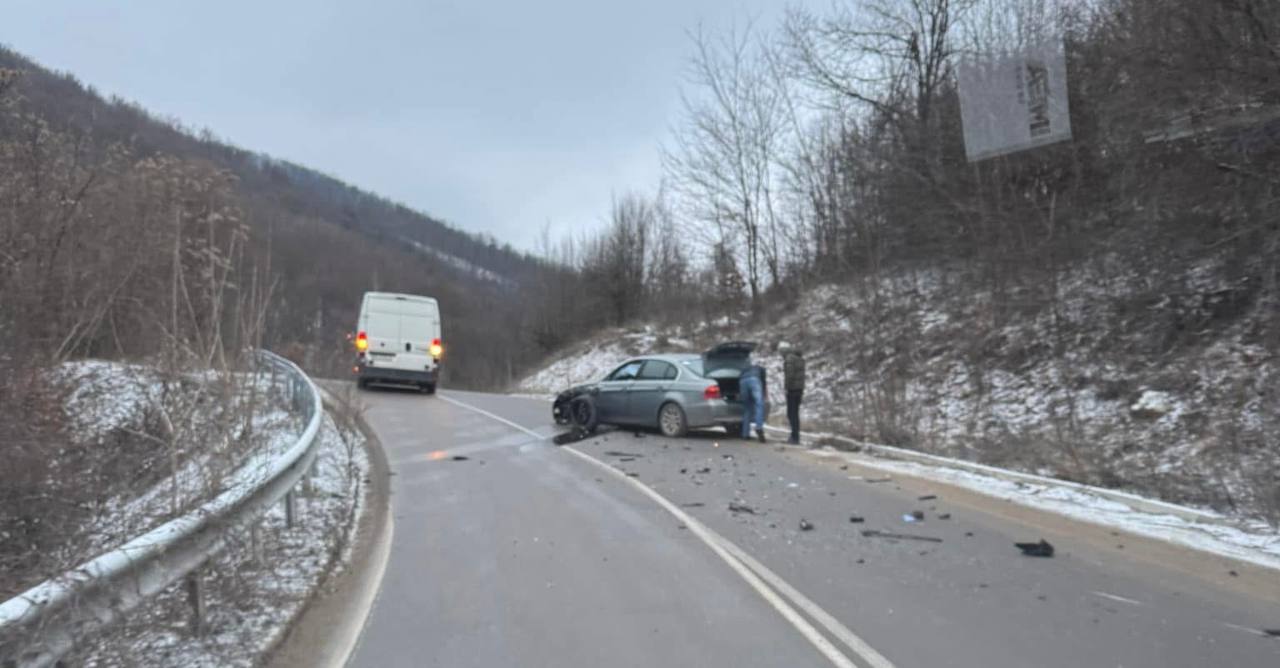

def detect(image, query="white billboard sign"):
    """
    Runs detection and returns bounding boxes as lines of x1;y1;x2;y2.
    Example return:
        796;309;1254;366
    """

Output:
958;40;1072;161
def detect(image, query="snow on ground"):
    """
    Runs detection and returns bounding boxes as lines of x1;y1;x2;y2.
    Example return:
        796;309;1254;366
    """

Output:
403;238;512;286
80;408;369;667
516;257;1280;523
810;448;1280;571
57;360;164;438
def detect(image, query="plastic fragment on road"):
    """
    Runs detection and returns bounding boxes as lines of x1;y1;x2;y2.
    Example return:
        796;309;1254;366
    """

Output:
451;455;469;461
799;519;814;531
902;510;925;522
938;513;952;520
553;428;589;445
861;530;943;543
849;515;865;523
728;502;758;515
1015;539;1055;557
918;494;937;501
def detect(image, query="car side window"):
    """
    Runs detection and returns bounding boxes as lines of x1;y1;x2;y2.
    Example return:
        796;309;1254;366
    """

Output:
638;360;674;380
607;361;643;381
664;364;679;380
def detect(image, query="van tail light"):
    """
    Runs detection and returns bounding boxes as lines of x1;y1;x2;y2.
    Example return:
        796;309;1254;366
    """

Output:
704;384;721;400
429;338;443;359
355;331;368;352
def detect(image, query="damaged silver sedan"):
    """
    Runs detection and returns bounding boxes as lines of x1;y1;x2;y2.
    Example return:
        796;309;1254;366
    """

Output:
552;342;768;438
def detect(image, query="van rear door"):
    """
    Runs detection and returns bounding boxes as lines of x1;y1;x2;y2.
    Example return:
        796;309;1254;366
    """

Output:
364;295;440;373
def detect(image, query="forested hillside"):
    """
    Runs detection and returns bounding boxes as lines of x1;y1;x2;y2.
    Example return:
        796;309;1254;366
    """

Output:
0;45;552;388
519;0;1280;521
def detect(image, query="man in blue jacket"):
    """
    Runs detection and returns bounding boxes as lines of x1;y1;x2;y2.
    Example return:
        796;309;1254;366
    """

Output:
740;363;766;443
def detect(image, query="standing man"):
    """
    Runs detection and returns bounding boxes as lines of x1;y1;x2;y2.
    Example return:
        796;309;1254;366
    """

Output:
740;363;766;443
781;342;806;445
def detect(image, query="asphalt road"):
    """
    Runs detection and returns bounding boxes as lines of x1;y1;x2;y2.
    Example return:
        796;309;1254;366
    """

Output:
347;387;1279;668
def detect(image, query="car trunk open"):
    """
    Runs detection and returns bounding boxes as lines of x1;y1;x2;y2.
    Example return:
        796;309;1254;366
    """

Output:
703;341;756;401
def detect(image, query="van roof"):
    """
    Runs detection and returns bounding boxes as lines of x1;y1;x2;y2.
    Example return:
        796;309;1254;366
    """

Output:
363;291;438;304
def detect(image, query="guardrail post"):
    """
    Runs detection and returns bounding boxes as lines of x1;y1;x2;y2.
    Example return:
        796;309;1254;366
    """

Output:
250;523;263;565
284;489;296;529
185;571;205;636
303;459;315;496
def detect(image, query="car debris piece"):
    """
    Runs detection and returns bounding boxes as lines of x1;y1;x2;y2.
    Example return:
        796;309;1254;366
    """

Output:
680;502;705;508
938;513;952;520
696;467;712;474
849;515;865;523
728;502;758;515
604;451;644;458
679;468;688;474
553;429;590;445
799;519;814;531
902;510;925;523
861;530;943;543
1261;629;1280;637
626;472;640;478
1015;539;1055;557
451;455;470;461
918;494;937;501
863;477;892;484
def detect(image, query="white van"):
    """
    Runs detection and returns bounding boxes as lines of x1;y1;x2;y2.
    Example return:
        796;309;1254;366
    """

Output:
353;292;443;393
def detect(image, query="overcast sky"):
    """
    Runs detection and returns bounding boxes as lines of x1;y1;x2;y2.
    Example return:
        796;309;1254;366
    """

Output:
6;0;815;252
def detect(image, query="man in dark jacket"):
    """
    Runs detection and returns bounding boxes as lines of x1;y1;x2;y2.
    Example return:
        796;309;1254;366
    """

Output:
781;343;805;444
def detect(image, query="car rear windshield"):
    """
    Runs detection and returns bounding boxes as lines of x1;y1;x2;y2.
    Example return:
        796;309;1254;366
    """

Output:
679;359;705;377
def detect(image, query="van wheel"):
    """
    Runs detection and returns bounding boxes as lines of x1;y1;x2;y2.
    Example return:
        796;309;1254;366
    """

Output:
658;402;688;438
424;384;436;395
569;396;599;433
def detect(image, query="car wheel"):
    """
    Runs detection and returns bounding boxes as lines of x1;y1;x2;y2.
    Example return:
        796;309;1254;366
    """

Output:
569;396;599;433
421;383;436;395
658;402;687;438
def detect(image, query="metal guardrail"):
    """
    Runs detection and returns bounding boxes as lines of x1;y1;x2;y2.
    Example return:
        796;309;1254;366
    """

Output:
0;350;324;668
768;425;1229;526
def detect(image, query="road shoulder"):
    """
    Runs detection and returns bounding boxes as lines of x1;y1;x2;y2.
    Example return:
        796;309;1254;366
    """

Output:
266;398;393;668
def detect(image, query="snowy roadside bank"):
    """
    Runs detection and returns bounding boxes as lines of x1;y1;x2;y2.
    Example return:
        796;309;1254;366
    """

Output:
806;445;1280;572
77;408;370;667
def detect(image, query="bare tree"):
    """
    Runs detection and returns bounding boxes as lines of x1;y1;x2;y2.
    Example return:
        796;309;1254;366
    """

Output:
664;21;788;310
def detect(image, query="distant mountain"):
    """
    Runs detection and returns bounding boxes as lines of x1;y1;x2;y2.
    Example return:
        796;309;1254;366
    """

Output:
0;45;551;387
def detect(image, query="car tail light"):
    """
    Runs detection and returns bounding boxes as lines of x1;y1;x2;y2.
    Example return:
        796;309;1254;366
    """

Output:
355;331;368;352
704;384;721;400
429;337;443;359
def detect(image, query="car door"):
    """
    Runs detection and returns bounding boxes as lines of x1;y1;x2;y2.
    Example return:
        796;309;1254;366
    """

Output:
597;360;642;423
627;360;676;425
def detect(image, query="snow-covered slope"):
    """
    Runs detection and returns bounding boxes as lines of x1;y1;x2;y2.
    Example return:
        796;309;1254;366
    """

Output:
517;261;1279;522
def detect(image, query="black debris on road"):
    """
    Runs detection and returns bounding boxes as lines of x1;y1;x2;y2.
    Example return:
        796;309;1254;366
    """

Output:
1015;539;1055;557
728;502;758;515
799;519;814;531
849;515;865;523
918;494;937;501
861;530;943;543
938;513;952;520
451;455;470;461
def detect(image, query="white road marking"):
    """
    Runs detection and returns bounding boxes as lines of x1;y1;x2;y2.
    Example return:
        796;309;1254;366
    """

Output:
439;393;895;668
1219;621;1270;637
1090;591;1143;606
